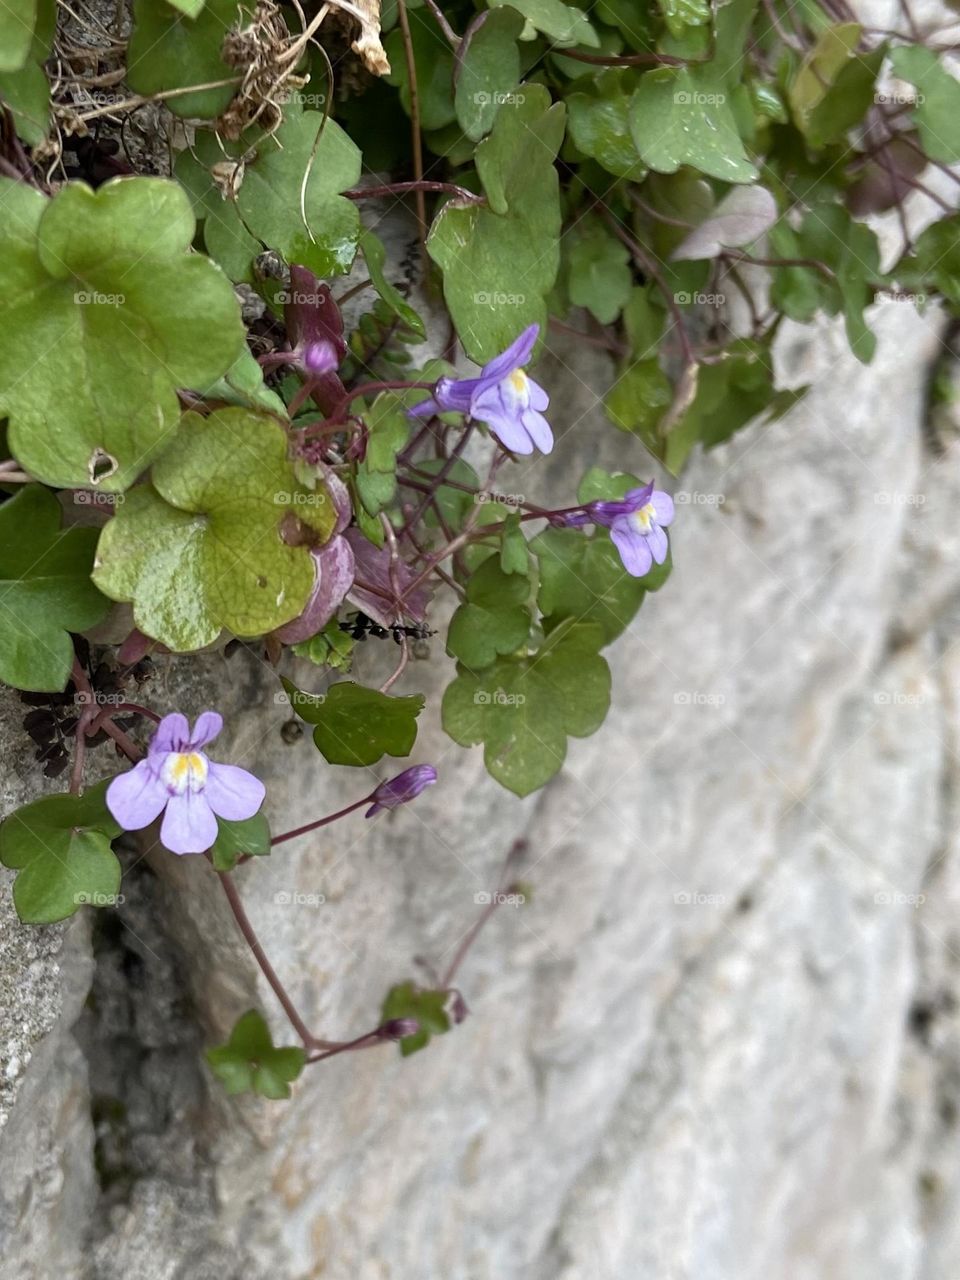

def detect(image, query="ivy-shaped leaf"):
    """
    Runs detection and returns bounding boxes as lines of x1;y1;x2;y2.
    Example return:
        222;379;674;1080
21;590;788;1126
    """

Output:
604;359;672;447
210;812;271;872
127;0;241;119
0;0;36;72
0;486;110;692
92;408;336;651
205;1010;306;1099
566;69;647;180
447;557;532;668
454;7;524;142
427;86;565;362
532;525;663;643
358;228;425;338
355;391;412;516
385;19;457;131
660;0;710;38
0;0;53;144
629;66;758;183
281;679;425;766
888;45;960;165
381;981;451;1057
0;176;245;491
566;216;633;324
291;620;356;671
488;0;599;47
442;620;611;796
0;781;122;923
788;23;883;149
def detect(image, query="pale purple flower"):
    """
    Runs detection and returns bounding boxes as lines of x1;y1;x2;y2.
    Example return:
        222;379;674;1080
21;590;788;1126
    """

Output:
106;712;265;855
588;482;675;577
365;764;437;818
409;324;553;456
303;338;339;377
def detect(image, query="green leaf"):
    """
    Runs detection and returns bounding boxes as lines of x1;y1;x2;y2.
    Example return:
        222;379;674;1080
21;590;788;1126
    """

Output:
888;45;960;164
488;0;599;46
447;557;531;668
899;215;960;309
566;69;646;180
532;526;661;643
660;0;710;39
291;620;356;671
127;0;241;119
0;0;36;72
500;513;529;575
381;981;451;1057
205;1010;306;1099
604;359;672;446
0;486;110;692
203;348;287;416
629;67;759;183
92;408;335;651
0;176;245;491
282;679;425;766
769;204;880;362
788;23;883;148
455;8;524;141
566;217;632;324
385;20;456;131
0;57;49;144
210;812;271;872
356;392;412;516
358;228;425;338
164;0;205;14
232;105;362;278
417;458;481;531
0;781;122;924
442;620;611;796
427;86;565;362
172;136;261;282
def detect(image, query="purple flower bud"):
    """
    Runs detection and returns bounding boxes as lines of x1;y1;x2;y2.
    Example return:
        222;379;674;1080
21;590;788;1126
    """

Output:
365;764;438;818
550;510;592;528
380;1018;420;1040
302;339;339;377
449;991;469;1024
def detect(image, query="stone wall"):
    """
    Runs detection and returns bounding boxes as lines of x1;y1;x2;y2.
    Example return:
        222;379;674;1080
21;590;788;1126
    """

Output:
2;301;960;1279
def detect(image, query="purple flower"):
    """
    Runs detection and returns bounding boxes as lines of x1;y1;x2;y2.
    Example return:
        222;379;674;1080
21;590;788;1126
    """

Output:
106;712;266;855
365;764;437;818
589;482;675;577
409;324;553;456
302;339;339;377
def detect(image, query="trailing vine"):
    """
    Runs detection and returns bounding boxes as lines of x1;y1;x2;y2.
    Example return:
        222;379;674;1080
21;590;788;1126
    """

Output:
0;0;956;1097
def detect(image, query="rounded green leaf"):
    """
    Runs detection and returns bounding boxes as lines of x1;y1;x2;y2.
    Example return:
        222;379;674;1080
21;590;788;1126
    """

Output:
282;679;425;766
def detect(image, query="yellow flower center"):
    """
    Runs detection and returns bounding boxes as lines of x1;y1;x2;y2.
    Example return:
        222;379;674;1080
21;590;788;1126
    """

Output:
509;368;528;394
161;751;208;794
632;502;656;533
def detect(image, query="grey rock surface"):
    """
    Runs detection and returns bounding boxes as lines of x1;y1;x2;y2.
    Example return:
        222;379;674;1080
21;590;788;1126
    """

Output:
2;298;960;1280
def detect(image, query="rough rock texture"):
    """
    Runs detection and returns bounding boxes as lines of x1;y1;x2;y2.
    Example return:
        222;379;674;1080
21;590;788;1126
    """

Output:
2;297;960;1279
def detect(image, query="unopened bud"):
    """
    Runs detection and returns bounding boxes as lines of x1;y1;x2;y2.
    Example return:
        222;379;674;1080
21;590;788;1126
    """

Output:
380;1017;419;1040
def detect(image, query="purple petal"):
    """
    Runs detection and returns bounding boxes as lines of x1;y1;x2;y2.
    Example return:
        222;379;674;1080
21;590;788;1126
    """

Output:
470;384;534;454
204;762;266;821
407;396;442;420
528;378;549;412
160;790;218;855
190;711;223;749
435;376;482;413
106;761;168;830
150;713;190;755
324;466;353;538
303;339;339;376
273;536;356;644
651;490;674;527
648;524;669;564
345;528;432;626
610;524;654;577
479;324;539;382
520;408;553;454
365;764;437;817
624;482;655;508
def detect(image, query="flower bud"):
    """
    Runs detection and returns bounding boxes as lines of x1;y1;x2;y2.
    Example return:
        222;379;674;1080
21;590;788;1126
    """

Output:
365;764;437;817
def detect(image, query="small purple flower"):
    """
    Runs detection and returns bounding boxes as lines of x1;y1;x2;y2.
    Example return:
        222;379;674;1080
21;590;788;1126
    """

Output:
106;712;266;855
589;482;675;577
365;764;437;818
409;324;553;456
302;338;339;377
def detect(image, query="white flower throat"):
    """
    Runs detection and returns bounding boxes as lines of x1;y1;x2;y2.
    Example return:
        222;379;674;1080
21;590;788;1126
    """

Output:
161;751;209;795
631;502;657;533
